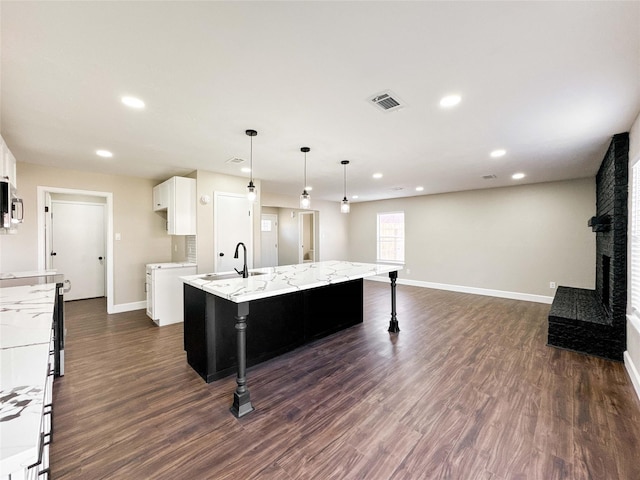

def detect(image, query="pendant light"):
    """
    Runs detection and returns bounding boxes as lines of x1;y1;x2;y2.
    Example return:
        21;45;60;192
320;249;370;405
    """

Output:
341;160;350;213
300;147;311;209
246;129;258;202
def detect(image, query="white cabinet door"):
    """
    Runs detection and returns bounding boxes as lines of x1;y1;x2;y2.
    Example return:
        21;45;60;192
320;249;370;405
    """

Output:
145;268;154;319
153;181;169;211
168;177;196;235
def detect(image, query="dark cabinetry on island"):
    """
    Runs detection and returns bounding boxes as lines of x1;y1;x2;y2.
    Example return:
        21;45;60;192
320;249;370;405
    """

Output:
183;278;364;383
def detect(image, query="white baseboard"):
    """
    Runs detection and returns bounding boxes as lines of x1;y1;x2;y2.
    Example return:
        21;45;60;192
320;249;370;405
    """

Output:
366;276;553;304
108;300;146;314
624;350;640;402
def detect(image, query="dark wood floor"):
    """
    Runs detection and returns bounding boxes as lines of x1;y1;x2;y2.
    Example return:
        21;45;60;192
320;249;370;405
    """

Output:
50;282;640;479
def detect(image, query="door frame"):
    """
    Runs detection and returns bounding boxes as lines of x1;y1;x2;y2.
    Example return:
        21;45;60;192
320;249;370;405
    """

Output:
37;186;114;313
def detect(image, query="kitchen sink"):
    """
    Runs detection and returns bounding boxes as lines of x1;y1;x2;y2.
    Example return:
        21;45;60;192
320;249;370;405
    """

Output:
202;272;267;281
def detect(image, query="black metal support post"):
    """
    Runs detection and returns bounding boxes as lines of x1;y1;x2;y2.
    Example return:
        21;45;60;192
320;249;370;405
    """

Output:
230;301;254;418
388;270;400;333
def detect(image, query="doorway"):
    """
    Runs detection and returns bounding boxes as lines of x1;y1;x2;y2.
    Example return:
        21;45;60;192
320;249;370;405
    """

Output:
260;213;278;268
37;186;114;312
299;211;316;263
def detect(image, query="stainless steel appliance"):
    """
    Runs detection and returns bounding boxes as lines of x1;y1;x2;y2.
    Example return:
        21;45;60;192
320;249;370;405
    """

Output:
0;178;23;231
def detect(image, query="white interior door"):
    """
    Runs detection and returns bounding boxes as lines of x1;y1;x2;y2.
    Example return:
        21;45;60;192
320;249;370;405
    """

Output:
51;201;105;301
260;213;278;267
214;192;253;273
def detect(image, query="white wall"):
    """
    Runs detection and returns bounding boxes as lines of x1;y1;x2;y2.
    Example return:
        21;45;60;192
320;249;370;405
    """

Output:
626;111;640;401
0;162;171;306
194;170;261;274
349;178;596;301
262;192;349;263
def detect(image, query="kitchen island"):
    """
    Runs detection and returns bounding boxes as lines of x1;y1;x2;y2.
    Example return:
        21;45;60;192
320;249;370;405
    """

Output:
181;260;401;417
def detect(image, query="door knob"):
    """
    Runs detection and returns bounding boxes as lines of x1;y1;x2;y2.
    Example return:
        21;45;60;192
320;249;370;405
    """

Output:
98;257;103;260
51;251;57;256
219;252;224;257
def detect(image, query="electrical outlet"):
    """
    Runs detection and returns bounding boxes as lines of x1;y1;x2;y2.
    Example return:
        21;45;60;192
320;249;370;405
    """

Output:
550;281;556;289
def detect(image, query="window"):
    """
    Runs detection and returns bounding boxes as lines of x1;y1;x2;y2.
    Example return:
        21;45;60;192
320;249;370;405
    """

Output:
377;211;405;263
631;163;640;315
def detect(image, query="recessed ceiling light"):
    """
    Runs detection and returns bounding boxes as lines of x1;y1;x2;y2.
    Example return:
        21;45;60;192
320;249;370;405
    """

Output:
352;195;359;199
372;173;383;179
416;186;424;191
121;96;145;109
512;172;525;180
96;149;113;158
439;94;461;108
490;149;506;158
306;186;313;191
241;167;251;174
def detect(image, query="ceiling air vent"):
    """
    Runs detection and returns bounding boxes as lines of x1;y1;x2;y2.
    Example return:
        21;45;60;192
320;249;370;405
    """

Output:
482;174;497;180
368;90;405;112
226;157;245;165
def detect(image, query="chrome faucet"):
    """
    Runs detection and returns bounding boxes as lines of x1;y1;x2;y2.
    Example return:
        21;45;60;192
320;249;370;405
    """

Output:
233;242;248;278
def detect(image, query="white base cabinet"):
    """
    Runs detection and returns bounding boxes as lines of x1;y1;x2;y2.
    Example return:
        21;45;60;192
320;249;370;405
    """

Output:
146;263;197;326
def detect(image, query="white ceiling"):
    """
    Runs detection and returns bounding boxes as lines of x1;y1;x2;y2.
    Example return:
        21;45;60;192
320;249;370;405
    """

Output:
2;1;639;203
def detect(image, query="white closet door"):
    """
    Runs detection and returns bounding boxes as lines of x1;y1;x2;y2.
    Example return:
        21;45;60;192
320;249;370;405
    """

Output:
51;201;105;300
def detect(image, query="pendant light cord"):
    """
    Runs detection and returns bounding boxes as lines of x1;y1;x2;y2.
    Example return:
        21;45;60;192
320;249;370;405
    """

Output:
250;136;253;183
304;151;307;190
343;163;347;198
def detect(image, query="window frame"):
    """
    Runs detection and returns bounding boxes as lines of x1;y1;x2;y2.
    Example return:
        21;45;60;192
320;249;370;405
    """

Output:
376;211;405;264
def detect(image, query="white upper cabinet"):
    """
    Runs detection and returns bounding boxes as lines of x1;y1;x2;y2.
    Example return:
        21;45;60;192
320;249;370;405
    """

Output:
153;180;170;211
1;135;17;188
153;176;196;235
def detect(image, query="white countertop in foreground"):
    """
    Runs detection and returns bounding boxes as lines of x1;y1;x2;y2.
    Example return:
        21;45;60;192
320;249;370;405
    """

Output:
0;270;57;280
181;260;402;303
0;283;56;476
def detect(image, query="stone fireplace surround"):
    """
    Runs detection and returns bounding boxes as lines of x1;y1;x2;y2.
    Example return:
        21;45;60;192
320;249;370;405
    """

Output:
547;133;628;361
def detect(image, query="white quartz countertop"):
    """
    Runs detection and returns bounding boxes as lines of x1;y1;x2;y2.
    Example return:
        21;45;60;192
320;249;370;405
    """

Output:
0;283;56;475
0;270;57;280
181;260;402;303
